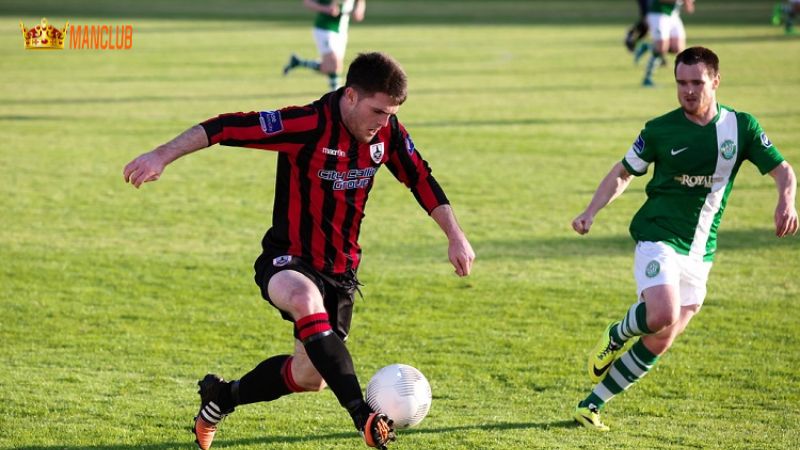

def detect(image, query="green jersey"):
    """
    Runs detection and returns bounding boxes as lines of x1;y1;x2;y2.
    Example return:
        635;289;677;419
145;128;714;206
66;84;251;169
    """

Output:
313;0;356;32
648;0;683;15
621;105;784;262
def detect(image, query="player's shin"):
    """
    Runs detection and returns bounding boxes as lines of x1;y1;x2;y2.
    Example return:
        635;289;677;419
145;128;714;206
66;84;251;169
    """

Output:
296;313;372;429
582;340;660;410
235;354;296;405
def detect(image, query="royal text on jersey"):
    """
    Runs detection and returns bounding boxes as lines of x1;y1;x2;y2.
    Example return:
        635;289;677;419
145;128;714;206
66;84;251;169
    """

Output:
674;174;721;188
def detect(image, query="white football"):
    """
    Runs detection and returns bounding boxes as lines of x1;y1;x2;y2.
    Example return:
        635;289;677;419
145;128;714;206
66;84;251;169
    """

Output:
365;364;432;428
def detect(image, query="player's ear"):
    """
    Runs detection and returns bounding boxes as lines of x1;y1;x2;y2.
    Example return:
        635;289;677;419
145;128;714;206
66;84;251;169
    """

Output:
344;86;359;105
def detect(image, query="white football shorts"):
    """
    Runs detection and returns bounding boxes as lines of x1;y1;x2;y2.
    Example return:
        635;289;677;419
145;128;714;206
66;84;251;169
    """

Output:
313;28;348;58
633;241;712;306
646;11;686;42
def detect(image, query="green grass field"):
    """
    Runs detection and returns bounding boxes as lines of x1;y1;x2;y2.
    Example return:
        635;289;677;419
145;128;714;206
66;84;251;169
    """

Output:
2;1;799;449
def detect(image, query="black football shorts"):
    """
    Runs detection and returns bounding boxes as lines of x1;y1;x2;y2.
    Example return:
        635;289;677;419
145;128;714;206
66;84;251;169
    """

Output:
254;248;359;341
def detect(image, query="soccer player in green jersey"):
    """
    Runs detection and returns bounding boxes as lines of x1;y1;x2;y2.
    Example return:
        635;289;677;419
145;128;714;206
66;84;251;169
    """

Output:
772;0;800;34
641;0;694;86
283;0;366;91
571;46;798;431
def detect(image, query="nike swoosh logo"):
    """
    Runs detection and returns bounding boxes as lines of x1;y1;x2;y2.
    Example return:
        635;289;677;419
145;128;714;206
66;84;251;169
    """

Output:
592;361;613;378
670;147;689;156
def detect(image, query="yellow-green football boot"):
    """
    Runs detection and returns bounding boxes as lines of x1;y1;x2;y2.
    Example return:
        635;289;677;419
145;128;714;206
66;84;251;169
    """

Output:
573;403;609;431
587;322;633;383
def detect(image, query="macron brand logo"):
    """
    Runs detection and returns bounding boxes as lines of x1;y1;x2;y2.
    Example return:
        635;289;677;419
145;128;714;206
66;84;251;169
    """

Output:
670;147;689;156
322;147;346;157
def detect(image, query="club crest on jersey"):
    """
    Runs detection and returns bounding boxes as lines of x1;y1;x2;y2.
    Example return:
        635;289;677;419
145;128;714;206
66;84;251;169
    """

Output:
273;255;292;267
760;132;773;148
719;139;737;160
405;134;416;155
632;135;645;155
370;142;385;164
259;110;284;136
645;260;660;278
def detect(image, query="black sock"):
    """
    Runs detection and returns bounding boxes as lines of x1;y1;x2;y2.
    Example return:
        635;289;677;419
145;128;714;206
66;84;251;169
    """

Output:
296;313;370;429
235;354;293;405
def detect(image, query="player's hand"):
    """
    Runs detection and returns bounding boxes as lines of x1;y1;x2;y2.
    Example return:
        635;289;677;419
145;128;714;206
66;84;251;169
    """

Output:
329;4;340;17
774;202;799;237
123;150;167;188
571;211;594;235
448;235;475;277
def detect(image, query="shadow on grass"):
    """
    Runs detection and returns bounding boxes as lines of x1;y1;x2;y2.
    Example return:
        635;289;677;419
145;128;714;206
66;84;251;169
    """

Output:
14;420;578;450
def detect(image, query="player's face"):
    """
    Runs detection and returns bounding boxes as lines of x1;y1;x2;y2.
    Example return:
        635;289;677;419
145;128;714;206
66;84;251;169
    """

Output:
675;62;719;117
342;88;400;143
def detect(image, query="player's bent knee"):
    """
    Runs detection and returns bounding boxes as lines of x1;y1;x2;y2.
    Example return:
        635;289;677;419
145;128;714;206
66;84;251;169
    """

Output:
647;306;680;332
641;334;674;355
295;371;327;392
654;311;680;331
284;292;325;319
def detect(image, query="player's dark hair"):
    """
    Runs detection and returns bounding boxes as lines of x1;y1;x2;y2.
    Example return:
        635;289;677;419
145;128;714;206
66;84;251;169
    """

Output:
345;52;408;104
674;46;720;77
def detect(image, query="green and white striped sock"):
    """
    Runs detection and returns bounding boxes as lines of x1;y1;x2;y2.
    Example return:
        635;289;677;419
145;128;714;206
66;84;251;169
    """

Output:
582;340;659;409
297;57;321;71
610;302;653;345
644;51;662;82
328;73;341;91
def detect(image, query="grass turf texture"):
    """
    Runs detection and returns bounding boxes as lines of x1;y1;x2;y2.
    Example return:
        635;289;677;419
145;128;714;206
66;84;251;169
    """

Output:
2;1;799;449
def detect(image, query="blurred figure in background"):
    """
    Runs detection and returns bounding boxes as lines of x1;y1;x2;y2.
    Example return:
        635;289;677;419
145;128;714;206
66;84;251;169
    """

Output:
772;0;800;34
642;0;694;87
283;0;366;91
625;0;650;58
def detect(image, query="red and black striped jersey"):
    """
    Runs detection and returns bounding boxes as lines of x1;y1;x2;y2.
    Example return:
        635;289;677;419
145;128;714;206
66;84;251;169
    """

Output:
200;89;449;275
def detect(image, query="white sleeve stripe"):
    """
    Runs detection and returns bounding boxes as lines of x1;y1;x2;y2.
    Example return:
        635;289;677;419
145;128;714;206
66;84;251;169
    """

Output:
624;147;650;174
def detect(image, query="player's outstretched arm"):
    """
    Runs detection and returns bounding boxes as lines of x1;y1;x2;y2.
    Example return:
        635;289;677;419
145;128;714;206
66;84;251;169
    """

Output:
353;0;366;22
768;161;798;237
123;125;209;188
430;204;475;277
303;0;338;17
571;162;633;235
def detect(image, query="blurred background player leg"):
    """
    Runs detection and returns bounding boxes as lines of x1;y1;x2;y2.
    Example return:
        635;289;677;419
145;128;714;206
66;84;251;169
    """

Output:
283;29;344;91
787;0;800;34
283;0;365;91
642;12;666;86
625;0;650;55
772;2;784;26
642;1;691;86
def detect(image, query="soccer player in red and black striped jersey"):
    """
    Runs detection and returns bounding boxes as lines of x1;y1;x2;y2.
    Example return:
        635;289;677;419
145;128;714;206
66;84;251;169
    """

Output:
123;52;475;450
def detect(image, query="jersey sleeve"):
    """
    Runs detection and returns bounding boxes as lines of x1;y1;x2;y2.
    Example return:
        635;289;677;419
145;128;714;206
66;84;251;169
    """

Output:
384;117;450;214
621;126;655;176
200;106;318;155
739;112;784;175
